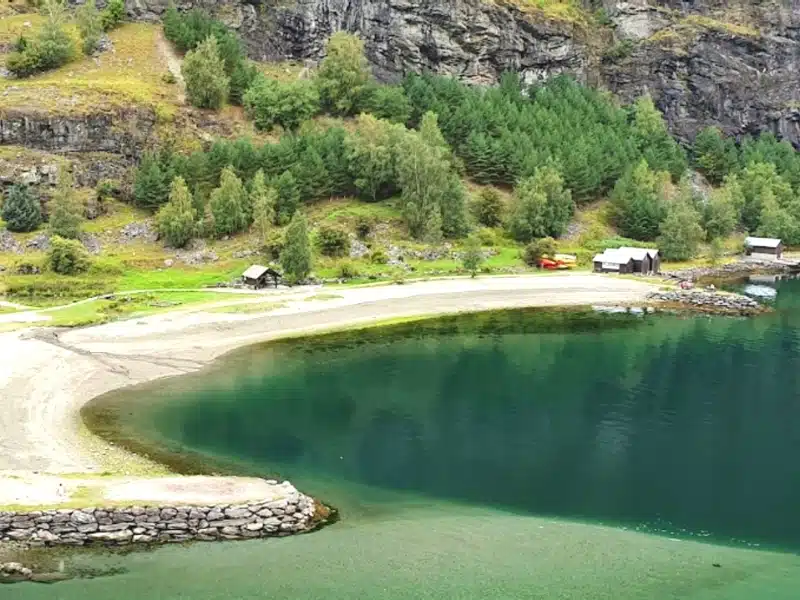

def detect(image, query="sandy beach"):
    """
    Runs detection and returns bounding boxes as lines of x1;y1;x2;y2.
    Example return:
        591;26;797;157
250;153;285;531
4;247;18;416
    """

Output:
0;274;656;499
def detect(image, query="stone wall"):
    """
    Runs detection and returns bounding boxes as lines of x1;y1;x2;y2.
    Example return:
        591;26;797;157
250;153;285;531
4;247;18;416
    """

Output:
0;485;317;547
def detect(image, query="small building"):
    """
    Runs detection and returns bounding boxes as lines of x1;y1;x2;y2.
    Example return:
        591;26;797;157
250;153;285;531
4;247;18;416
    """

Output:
242;265;281;289
592;250;635;274
619;247;661;274
745;236;783;260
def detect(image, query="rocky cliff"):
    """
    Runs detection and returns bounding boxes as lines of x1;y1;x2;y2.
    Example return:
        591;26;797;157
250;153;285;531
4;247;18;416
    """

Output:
127;0;800;145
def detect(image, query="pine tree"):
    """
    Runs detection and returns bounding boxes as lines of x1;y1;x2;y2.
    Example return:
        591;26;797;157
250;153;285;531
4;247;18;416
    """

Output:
316;32;372;115
250;169;276;241
2;185;42;232
48;169;84;239
693;126;738;185
156;176;197;248
133;153;172;210
280;211;312;283
294;147;330;201
182;35;230;110
209;166;248;236
272;171;300;225
610;160;667;241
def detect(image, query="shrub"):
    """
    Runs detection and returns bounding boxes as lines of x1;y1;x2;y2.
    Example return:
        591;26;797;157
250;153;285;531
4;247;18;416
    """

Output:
156;177;197;248
263;229;285;259
471;187;504;228
461;235;484;277
355;215;372;239
522;237;556;267
76;0;102;55
315;225;350;257
7;0;75;77
2;185;42;233
360;84;412;124
182;36;230;110
133;152;173;210
335;260;360;280
316;32;372;115
48;169;84;239
280;212;312;283
475;227;497;247
100;0;125;32
243;76;320;132
658;201;705;261
162;71;177;84
95;179;119;201
229;60;260;106
369;248;388;264
47;236;90;275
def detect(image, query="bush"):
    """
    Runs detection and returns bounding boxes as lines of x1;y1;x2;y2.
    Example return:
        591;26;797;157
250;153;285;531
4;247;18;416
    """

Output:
369;248;388;264
471;188;504;227
7;0;75;77
76;0;102;55
48;169;84;239
243;76;320;132
461;235;484;277
508;166;574;242
335;260;360;280
475;227;497;247
47;236;90;275
2;185;42;233
355;215;372;239
522;237;556;267
182;36;230;110
100;0;125;32
263;229;285;260
229;60;260;106
162;71;177;84
360;84;412;124
315;225;350;257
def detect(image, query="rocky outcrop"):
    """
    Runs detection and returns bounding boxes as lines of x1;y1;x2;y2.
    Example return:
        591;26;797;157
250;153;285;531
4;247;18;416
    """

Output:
0;484;319;547
0;107;156;157
122;0;800;144
647;289;764;314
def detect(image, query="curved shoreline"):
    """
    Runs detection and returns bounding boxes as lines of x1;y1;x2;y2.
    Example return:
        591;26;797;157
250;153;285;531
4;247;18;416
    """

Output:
0;274;657;504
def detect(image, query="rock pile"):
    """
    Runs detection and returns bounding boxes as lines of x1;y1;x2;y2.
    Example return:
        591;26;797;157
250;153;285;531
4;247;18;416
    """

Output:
647;290;763;315
0;484;318;548
662;259;794;282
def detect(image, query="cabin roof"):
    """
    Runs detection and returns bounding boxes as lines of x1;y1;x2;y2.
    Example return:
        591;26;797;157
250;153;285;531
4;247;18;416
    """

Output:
745;236;782;248
593;249;632;264
619;246;659;260
243;265;270;279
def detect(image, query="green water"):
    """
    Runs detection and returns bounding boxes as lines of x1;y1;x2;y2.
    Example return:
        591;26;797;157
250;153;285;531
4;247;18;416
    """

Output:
10;282;800;598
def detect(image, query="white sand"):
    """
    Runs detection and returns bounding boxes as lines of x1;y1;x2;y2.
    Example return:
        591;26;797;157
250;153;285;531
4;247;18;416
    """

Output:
0;274;656;502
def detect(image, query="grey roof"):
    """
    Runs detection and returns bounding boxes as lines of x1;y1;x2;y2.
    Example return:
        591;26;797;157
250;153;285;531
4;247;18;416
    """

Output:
593;249;633;264
619;246;659;259
745;236;782;248
242;265;269;279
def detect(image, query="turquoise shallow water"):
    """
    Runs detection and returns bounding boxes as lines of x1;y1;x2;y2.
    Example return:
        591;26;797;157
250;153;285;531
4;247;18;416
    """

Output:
9;280;800;598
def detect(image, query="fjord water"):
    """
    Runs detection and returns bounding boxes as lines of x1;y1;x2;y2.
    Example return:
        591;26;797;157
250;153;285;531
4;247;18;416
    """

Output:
11;280;800;599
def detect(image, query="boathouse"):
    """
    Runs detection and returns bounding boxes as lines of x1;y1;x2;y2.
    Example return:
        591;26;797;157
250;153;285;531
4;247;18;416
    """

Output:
593;247;660;274
242;265;281;288
744;237;783;260
592;250;635;274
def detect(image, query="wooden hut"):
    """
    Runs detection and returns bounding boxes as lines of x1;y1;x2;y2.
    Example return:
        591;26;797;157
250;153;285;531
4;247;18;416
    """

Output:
619;247;661;274
592;250;635;274
744;237;783;260
242;265;281;288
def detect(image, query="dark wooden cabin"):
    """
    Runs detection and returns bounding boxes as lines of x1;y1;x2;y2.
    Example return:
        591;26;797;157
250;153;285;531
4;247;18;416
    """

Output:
242;265;281;288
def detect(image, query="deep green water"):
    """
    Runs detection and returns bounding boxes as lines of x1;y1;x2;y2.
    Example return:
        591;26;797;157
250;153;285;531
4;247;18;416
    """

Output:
9;280;800;599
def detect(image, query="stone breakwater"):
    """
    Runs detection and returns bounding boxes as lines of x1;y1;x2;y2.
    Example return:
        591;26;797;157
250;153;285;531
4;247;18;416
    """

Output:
647;290;763;315
0;484;317;548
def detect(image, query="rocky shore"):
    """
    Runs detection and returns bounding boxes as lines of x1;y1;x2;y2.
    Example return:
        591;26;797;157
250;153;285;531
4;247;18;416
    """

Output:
662;259;798;283
646;290;764;316
0;482;319;551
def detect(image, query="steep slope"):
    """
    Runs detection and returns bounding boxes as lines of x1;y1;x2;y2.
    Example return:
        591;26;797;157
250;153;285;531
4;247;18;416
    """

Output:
128;0;800;144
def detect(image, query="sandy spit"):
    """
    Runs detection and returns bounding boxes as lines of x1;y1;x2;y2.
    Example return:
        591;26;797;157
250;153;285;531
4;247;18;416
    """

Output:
0;275;656;481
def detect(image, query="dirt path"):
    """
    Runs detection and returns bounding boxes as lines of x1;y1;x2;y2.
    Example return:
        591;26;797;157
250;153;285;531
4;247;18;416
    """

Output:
0;275;657;486
155;29;185;102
